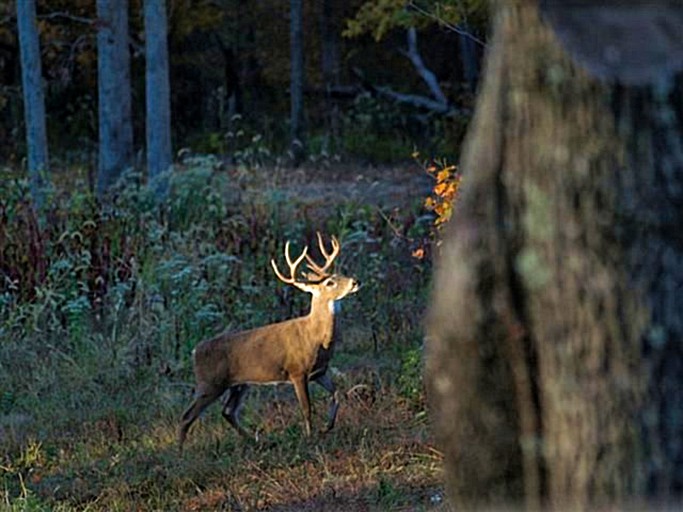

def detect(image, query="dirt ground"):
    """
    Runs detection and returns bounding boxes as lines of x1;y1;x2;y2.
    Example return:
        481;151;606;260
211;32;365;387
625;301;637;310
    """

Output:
227;161;434;214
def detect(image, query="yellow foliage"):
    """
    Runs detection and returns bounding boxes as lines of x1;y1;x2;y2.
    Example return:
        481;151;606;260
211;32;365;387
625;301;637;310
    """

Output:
411;156;461;260
169;0;224;39
422;157;461;231
344;0;489;41
344;0;410;41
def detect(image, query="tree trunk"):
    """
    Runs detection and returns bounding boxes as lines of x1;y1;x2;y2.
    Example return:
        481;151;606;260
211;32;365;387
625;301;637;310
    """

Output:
221;44;239;128
426;1;683;510
144;0;172;200
289;0;305;165
16;0;49;209
96;0;133;197
319;0;340;149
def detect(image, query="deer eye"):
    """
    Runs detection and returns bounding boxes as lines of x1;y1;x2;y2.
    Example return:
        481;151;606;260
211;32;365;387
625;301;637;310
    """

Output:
325;279;336;287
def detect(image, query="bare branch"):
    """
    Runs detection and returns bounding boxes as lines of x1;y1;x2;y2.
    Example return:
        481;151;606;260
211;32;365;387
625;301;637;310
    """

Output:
38;11;95;25
375;85;453;114
351;66;470;117
407;1;486;47
378;86;470;116
403;27;449;106
376;207;413;242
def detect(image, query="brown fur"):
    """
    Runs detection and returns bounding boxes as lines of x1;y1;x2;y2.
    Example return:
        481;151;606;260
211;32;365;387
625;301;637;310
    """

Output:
177;237;358;448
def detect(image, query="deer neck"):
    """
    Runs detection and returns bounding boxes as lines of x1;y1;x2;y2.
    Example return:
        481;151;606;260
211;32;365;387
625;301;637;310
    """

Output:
305;295;339;349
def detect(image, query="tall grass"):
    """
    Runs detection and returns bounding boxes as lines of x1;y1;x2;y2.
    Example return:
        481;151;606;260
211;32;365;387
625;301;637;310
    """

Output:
0;159;440;510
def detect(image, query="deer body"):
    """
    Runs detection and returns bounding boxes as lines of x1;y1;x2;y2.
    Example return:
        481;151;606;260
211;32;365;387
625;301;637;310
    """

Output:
193;304;337;386
178;234;358;448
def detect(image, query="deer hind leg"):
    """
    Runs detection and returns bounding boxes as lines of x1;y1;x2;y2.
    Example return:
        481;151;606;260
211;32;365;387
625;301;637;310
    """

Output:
291;375;312;436
315;373;340;432
221;384;252;439
177;387;222;449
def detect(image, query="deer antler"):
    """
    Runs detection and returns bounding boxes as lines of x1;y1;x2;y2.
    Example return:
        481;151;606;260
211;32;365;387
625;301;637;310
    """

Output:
305;233;340;278
270;241;309;290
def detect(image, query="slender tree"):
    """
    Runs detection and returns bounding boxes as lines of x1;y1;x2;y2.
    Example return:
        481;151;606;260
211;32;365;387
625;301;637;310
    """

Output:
319;0;340;147
96;0;133;197
16;0;49;208
427;0;683;510
289;0;305;165
144;0;172;199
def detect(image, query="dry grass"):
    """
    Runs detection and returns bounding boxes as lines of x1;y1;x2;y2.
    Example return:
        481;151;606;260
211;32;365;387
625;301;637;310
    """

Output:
1;365;443;510
1;162;442;511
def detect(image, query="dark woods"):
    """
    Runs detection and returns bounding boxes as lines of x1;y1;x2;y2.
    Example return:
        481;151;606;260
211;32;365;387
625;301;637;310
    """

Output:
0;0;485;177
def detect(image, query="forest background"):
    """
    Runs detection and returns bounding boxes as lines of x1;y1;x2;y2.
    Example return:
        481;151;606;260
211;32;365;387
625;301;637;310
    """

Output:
1;0;485;510
0;0;485;169
4;1;683;511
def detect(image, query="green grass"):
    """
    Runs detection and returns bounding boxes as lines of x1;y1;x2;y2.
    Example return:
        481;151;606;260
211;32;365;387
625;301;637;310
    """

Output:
0;161;443;510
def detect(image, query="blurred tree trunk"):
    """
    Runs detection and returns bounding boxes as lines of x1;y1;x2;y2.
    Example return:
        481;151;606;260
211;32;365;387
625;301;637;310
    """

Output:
289;0;305;165
144;0;172;200
320;0;340;149
427;1;683;510
16;0;48;209
96;0;133;197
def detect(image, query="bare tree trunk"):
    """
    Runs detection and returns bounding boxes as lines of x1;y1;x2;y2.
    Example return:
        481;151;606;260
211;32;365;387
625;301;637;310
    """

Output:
289;0;305;165
319;0;340;149
96;0;133;197
144;0;172;200
427;1;683;510
16;0;48;209
221;44;239;127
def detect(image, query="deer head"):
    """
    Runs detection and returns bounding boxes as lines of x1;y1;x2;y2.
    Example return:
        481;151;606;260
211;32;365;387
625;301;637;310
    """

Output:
270;232;359;306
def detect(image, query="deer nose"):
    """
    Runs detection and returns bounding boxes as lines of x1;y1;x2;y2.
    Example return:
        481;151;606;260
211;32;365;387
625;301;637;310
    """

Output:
352;279;361;291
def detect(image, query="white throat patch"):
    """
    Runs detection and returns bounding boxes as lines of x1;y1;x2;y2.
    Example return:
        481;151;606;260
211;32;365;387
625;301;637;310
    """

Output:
330;301;341;314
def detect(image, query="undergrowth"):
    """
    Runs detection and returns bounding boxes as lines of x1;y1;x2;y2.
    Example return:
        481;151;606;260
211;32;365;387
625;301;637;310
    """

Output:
0;159;442;510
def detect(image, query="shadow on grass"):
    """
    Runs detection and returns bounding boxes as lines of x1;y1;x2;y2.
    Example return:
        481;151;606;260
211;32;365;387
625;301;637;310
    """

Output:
3;383;441;511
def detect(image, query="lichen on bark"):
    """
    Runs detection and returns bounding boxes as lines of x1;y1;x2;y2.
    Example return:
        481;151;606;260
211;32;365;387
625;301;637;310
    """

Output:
427;1;683;509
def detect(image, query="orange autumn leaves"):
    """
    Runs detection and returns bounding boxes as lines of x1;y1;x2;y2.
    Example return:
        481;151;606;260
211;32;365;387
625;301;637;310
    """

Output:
412;155;462;260
424;163;461;228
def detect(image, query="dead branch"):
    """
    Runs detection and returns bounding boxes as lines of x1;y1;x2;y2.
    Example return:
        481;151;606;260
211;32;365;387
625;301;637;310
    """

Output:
38;11;95;25
407;1;486;47
403;27;449;106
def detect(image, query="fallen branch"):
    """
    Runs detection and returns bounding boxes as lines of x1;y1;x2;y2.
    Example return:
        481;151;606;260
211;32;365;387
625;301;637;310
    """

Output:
375;85;454;115
352;67;470;117
402;27;449;106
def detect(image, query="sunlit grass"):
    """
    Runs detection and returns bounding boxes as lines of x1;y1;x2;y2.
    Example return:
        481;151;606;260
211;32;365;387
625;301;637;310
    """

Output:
0;161;441;510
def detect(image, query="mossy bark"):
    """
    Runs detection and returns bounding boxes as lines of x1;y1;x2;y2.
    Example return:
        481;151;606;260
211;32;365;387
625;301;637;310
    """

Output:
427;1;683;509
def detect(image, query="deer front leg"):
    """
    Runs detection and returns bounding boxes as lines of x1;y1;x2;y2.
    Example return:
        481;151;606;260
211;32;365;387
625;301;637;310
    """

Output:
315;373;340;432
291;375;312;436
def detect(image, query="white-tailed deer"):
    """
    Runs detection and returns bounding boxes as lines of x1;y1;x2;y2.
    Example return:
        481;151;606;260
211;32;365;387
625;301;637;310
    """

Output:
178;233;359;448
